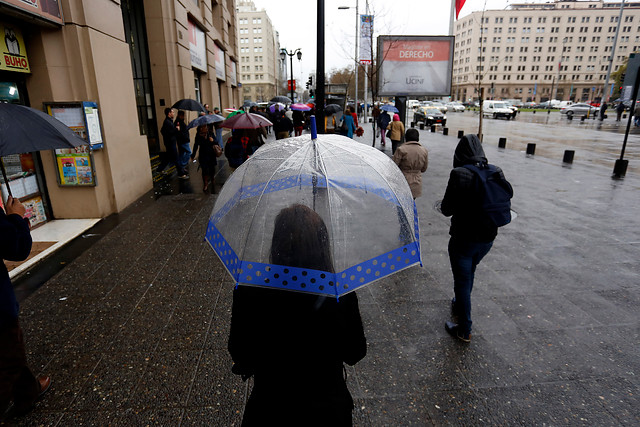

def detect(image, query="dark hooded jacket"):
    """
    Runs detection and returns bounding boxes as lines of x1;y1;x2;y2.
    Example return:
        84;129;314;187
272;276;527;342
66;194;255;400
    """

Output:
441;134;504;242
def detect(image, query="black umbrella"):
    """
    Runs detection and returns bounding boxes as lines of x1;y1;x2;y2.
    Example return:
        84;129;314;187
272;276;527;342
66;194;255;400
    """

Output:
270;96;292;104
243;100;258;108
186;113;225;130
171;98;206;113
325;104;342;114
0;103;87;197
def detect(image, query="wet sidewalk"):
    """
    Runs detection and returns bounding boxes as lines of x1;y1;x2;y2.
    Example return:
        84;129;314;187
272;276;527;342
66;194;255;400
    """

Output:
12;125;640;425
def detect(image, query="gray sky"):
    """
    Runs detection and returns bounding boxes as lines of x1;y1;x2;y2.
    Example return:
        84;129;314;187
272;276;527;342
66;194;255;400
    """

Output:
251;0;521;82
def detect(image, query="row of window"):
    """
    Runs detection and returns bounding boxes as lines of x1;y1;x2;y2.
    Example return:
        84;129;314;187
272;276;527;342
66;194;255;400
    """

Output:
239;37;263;44
241;74;266;80
473;25;634;37
240;65;264;71
239;27;262;34
240;56;264;62
464;14;632;27
238;18;262;25
240;47;264;53
455;74;603;82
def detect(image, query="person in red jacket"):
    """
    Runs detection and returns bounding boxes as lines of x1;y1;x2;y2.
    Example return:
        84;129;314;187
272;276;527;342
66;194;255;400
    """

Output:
0;196;50;421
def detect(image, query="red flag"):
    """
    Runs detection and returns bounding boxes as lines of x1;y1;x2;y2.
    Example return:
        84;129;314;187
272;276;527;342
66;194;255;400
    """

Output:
455;0;466;19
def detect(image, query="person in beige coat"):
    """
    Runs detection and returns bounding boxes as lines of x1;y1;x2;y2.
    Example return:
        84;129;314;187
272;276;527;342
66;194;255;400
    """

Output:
392;128;429;199
388;114;405;154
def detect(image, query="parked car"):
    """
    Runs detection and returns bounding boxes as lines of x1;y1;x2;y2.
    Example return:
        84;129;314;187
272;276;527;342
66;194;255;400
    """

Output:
430;102;448;113
503;101;519;119
414;107;446;126
559;103;598;118
482;101;514;119
446;102;465;112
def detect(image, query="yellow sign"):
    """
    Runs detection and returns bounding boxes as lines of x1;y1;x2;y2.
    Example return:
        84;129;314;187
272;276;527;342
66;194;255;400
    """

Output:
0;23;30;73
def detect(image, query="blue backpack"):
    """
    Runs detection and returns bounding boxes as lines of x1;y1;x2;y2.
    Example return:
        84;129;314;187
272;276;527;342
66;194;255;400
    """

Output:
463;164;514;227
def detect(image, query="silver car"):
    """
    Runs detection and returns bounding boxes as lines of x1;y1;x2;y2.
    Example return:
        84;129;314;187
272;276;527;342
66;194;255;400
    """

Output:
560;103;598;118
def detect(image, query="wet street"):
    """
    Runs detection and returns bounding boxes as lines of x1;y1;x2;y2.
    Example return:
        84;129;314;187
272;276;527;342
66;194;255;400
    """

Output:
408;109;640;175
12;122;640;425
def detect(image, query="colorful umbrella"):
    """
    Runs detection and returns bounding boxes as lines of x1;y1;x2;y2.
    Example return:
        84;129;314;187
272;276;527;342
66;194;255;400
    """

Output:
380;104;399;113
290;103;312;112
221;112;273;129
186;113;225;130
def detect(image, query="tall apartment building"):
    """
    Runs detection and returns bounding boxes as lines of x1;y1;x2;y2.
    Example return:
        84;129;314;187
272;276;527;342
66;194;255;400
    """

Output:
237;0;281;102
0;0;240;224
453;0;637;103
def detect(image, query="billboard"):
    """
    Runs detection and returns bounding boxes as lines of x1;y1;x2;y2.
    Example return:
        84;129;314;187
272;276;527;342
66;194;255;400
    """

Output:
0;0;63;25
0;23;29;73
188;19;207;72
377;36;454;97
360;15;373;64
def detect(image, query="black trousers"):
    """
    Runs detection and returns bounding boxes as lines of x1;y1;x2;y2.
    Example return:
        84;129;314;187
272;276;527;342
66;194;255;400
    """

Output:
0;319;39;411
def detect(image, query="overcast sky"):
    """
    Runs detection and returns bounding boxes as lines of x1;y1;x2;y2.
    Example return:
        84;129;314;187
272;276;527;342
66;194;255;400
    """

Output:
250;0;532;82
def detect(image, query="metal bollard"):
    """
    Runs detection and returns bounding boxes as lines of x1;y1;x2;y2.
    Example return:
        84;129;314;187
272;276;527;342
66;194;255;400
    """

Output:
419;123;425;130
533;110;536;114
443;127;449;135
563;150;575;164
411;122;415;128
431;125;436;133
613;159;628;178
498;137;507;148
581;116;586;122
457;130;464;138
526;143;536;155
567;114;573;120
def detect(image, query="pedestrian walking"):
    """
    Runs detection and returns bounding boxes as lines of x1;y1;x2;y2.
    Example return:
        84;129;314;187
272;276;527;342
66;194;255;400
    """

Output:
224;130;249;170
439;134;513;343
377;111;391;146
292;109;305;136
273;111;293;140
387;113;405;154
156;108;184;177
616;102;625;122
175;110;191;179
339;109;356;139
0;196;51;422
257;107;272;135
599;101;607;120
634;103;640;126
392;129;428;199
191;125;220;193
228;204;367;426
371;104;381;146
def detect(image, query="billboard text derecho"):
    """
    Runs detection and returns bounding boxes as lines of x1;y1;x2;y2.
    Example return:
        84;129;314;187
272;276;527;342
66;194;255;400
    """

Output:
378;36;454;97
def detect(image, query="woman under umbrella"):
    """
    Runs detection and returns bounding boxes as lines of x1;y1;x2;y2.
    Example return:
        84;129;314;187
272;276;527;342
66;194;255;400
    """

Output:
190;125;220;193
229;204;367;425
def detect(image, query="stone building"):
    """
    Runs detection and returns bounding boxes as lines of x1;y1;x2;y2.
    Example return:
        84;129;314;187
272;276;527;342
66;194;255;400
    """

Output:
0;0;240;227
453;0;637;103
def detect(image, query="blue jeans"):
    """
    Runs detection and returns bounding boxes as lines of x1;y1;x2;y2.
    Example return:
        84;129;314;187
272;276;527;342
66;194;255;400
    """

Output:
178;142;192;172
448;238;493;335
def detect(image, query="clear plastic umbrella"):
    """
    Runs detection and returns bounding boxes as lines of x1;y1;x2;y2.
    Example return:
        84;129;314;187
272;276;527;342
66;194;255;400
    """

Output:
205;127;421;298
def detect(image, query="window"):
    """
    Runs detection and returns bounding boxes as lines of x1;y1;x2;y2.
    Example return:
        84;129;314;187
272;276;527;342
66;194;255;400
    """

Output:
524;17;532;23
538;17;546;23
495;17;503;23
581;16;590;23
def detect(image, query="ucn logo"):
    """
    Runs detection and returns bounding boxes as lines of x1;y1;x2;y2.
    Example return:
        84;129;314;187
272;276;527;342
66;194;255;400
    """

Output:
406;76;424;85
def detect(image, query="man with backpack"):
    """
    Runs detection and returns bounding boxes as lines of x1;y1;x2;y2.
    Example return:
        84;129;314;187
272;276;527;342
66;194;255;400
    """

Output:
439;134;513;343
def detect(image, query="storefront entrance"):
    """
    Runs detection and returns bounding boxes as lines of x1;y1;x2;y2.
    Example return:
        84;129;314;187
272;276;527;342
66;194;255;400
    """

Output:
0;75;52;227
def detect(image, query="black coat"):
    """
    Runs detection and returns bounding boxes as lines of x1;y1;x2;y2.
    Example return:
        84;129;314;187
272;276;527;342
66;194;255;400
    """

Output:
0;210;32;326
174;118;189;144
229;286;366;426
441;134;502;243
160;117;178;149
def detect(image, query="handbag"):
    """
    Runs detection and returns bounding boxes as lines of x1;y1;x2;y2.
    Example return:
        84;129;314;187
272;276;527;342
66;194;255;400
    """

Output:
339;119;348;135
214;144;223;157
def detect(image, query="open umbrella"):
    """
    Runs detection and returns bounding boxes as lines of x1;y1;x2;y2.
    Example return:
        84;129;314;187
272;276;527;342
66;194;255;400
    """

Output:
171;98;206;113
186;113;225;130
380;104;399;113
221;112;273;130
268;102;286;113
0;103;87;197
290;103;312;112
324;104;342;115
243;100;258;108
270;96;292;104
205;131;420;298
226;109;245;119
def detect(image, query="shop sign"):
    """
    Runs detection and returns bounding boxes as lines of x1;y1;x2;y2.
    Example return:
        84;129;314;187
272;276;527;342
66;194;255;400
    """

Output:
0;0;64;25
188;19;207;72
0;23;30;73
214;43;225;81
229;60;237;87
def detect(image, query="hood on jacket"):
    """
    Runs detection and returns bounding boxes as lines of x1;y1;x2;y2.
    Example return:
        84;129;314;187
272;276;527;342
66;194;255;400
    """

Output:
393;114;400;121
453;134;487;167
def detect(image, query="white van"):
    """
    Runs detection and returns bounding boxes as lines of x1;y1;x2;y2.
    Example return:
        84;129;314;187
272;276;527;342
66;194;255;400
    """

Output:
482;101;514;119
558;101;574;109
407;100;421;110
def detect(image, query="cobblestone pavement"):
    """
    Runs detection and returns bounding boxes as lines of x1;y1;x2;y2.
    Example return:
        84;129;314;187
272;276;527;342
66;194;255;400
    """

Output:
11;123;640;426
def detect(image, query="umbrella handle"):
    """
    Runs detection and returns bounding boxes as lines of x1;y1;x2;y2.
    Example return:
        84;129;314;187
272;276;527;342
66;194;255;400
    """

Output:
310;116;317;140
0;158;12;199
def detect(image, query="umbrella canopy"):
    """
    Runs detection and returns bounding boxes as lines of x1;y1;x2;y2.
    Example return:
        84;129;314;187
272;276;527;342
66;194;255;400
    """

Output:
243;100;258;108
205;134;421;298
270;96;292;104
324;104;342;114
290;103;312;112
186;113;225;130
221;112;273;129
0;103;87;157
380;104;399;113
226;109;245;119
171;98;206;113
268;102;286;113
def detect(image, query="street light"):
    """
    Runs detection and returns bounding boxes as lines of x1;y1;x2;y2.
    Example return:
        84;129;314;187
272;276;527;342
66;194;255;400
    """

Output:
280;48;302;103
554;37;568;101
339;2;358;115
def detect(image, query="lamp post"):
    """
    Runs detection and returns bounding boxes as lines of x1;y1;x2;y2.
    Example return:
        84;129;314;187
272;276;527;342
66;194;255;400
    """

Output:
339;2;358;114
554;37;568;101
280;48;302;103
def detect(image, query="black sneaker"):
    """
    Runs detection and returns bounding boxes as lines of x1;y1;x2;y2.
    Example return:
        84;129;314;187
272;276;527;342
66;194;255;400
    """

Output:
445;321;471;343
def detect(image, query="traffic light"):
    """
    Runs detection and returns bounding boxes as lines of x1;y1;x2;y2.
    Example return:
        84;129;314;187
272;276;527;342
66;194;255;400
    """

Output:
308;76;313;88
309;89;314;98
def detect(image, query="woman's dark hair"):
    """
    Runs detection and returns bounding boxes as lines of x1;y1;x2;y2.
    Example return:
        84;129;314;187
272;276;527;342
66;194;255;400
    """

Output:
270;204;334;273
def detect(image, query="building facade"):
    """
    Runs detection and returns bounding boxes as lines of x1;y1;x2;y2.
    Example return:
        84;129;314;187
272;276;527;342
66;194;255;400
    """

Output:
236;0;280;102
0;0;240;225
452;0;638;103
